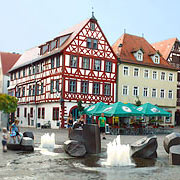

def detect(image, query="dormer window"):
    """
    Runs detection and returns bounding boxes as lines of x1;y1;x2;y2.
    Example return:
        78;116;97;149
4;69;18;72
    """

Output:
42;44;48;54
50;40;56;51
151;53;160;64
90;22;95;31
133;49;143;61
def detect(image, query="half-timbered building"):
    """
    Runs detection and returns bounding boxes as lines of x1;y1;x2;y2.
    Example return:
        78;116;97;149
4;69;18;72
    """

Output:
8;15;117;128
152;38;180;125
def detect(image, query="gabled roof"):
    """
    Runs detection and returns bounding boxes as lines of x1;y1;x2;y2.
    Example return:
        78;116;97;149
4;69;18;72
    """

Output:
112;33;176;70
152;38;179;60
0;52;21;75
10;18;90;72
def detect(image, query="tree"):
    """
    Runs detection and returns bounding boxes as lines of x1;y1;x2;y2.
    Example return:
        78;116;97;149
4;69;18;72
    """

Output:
135;96;142;106
0;94;18;113
77;100;84;114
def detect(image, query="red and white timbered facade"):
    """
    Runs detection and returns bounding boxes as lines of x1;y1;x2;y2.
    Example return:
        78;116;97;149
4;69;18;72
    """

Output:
8;16;117;128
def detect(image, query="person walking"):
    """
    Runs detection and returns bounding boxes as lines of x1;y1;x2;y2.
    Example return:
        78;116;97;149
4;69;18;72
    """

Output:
2;128;8;152
98;113;106;140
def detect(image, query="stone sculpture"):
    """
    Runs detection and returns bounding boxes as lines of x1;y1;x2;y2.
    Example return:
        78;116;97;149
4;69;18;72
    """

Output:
169;145;180;165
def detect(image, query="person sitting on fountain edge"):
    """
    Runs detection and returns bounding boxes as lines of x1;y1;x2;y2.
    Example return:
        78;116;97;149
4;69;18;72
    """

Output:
98;113;106;140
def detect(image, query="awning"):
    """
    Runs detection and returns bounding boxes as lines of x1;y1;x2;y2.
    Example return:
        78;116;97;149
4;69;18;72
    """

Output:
7;84;16;90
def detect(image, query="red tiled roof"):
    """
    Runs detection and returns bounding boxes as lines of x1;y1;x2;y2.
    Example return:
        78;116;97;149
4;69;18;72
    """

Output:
152;38;179;60
0;52;21;75
112;34;176;70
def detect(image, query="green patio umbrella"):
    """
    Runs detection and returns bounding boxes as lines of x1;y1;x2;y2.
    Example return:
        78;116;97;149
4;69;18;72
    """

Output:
126;103;137;109
96;102;142;117
136;103;172;117
82;102;108;116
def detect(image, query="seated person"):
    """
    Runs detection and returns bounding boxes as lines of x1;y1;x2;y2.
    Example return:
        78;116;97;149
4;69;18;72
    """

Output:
73;115;85;129
10;119;21;143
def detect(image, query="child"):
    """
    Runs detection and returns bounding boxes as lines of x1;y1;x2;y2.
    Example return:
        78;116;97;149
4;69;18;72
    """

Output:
2;128;8;152
10;119;21;143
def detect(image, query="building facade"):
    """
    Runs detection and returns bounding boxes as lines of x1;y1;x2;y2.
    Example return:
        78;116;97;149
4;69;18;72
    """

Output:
112;34;177;125
0;52;21;127
8;16;117;128
152;38;180;125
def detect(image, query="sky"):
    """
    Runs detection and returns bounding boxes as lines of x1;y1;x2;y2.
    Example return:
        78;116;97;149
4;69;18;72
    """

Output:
0;0;180;54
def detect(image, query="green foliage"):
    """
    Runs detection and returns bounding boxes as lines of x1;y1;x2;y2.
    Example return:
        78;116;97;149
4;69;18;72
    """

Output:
77;100;84;113
135;96;142;106
0;93;18;113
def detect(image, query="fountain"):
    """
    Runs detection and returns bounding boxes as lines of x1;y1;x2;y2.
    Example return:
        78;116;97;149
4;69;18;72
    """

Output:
102;135;134;166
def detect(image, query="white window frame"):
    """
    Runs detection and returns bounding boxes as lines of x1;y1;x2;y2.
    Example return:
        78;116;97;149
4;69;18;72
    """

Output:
168;90;173;99
144;69;149;78
122;85;128;96
152;88;157;98
137;52;143;61
168;73;174;82
133;86;139;96
143;87;148;97
160;89;165;99
152;71;158;80
123;66;129;76
160;72;166;80
133;68;139;77
154;55;159;64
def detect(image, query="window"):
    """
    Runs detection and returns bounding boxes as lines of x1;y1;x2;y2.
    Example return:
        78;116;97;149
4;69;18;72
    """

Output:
11;73;13;80
104;84;111;96
38;108;41;118
41;83;44;94
134;68;139;77
105;61;112;72
42;44;48;54
87;38;92;48
56;80;59;92
133;86;139;96
53;107;59;120
51;57;55;69
82;57;90;69
22;87;25;97
29;67;31;75
30;107;33;117
24;108;27;118
90;22;95;31
23;69;25;77
42;108;45;119
7;80;10;88
93;83;100;95
161;72;166;80
169;73;173;81
32;65;35;74
87;38;98;49
122;85;128;95
123;66;129;76
56;56;60;68
36;64;39;73
152;71;157;80
32;85;35;96
168;90;173;99
16;88;21;97
50;40;56;50
50;80;54;93
93;39;98;49
143;88;148;97
152;88;157;97
144;70;149;78
81;81;88;94
94;59;101;71
29;85;32;96
14;72;16;79
137;52;143;61
17;108;20;117
40;62;44;72
18;71;20;79
154;56;159;64
70;55;77;68
160;89;165;98
36;84;39;95
69;80;76;93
